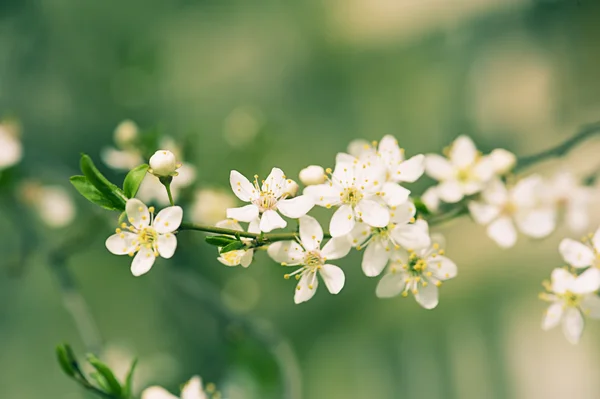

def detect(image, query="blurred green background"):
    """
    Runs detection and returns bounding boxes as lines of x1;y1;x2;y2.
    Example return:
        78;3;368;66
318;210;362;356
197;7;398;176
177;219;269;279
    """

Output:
2;1;600;398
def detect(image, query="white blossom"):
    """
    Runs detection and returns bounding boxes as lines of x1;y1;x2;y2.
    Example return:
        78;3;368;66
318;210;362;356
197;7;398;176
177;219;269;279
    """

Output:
142;376;207;399
349;203;431;277
304;159;392;237
227;168;314;233
137;163;196;206
284;179;300;197
114;119;139;148
558;229;600;291
540;268;600;344
268;215;351;304
420;186;441;213
191;188;237;225
299;165;326;186
149;150;180;177
0;124;22;170
546;171;594;233
21;183;76;228
424;135;502;203
376;235;457;309
215;219;258;267
468;176;556;248
102;120;144;171
105;199;182;276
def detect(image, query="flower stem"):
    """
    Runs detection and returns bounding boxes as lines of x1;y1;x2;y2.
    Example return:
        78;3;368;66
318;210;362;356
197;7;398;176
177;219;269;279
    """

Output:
165;183;175;206
179;222;319;243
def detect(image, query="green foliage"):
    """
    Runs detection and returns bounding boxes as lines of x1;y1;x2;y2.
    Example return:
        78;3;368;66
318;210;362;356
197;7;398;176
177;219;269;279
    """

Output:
220;240;247;254
87;354;123;396
205;235;239;247
412;197;431;217
70;176;123;211
78;154;127;211
123;164;149;198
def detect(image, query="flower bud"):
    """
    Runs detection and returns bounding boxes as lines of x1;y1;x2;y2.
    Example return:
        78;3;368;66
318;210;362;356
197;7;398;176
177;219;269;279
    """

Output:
0;124;22;170
149;150;179;177
284;180;299;197
489;149;516;175
299;165;326;186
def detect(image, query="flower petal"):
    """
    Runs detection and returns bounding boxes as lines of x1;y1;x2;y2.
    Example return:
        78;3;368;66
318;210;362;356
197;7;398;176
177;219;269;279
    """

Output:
240;249;254;268
131;247;156;277
449;135;477;168
329;204;356;237
153;206;183;234
304;183;341;207
592;228;600;253
390;224;431;250
259;209;287;232
356;199;389;228
468;201;501;225
278;195;314;219
321;237;352;260
437;180;464;203
562;307;584;345
515;209;556;238
424;154;454;181
319;264;345;294
349;222;372;247
482;179;508;205
126;198;150;230
361;239;390;277
395;154;425;183
414;283;439;309
551;268;575;294
421;186;440;213
489;148;516;174
389;201;416;225
215;219;243;231
559;238;595;268
230;170;257;202
105;232;137;255
262;167;286;197
581;294;600;319
295;272;318;304
571;268;600;294
486;216;517;248
141;386;179;399
428;256;457;280
181;376;205;399
541;302;563;331
157;233;177;259
299;215;323;251
381;182;410;207
376;273;406;298
226;204;259;223
267;241;304;265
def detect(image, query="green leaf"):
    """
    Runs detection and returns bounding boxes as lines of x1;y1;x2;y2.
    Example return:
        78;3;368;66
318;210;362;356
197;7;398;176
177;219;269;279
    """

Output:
56;344;77;377
86;354;122;396
205;235;238;247
70;176;121;211
123;164;149;198
88;371;112;393
413;197;431;216
220;241;247;254
122;359;138;398
80;154;126;211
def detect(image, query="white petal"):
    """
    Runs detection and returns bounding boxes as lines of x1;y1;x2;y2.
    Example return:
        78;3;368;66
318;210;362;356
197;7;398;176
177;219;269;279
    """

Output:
428;256;457;280
131;247;156;276
362;240;390;277
267;241;304;265
329;205;356;237
218;250;244;266
126;199;150;230
320;264;345;294
389;201;416;225
421;186;440;213
377;135;402;165
376;273;406;298
395;154;425;183
262;167;286;197
336;152;358;164
240;250;254;268
592;228;600;253
581;295;600;319
299;215;324;251
571;268;600;294
356;199;389;228
215;219;243;231
181;376;205;399
226;204;259;223
562;307;584;344
229;170;257;202
449;135;477;168
153;206;183;234
321;237;352;261
303;183;341;207
415;283;439;309
248;218;261;234
515;209;556;238
141;386;179;399
472;156;495;183
294;272;318;304
101;148;141;171
424;154;454;181
566;205;589;233
489;148;516;174
542;302;563;330
437;180;464;203
390;224;431;250
105;232;137;255
157;233;177;259
468;201;501;225
347;139;371;157
551;268;575;294
349;222;372;247
559;239;595;268
482;179;508;205
486;216;517;248
510;175;543;207
259;210;287;232
381;182;410;207
278;195;314;219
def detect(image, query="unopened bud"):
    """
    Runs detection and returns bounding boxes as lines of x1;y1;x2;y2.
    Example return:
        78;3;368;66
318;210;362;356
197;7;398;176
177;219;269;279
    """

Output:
149;150;179;177
299;165;326;186
489;148;516;175
285;180;299;197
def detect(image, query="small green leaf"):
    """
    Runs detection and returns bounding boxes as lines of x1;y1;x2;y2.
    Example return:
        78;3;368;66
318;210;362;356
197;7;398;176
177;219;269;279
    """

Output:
123;164;149;198
89;371;112;393
86;354;122;396
56;344;76;377
205;235;238;247
80;154;126;211
70;176;121;210
122;359;138;398
413;197;431;217
220;241;247;254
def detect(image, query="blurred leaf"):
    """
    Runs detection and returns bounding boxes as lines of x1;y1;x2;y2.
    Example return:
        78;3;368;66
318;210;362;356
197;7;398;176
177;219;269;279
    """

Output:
206;235;238;247
86;354;122;396
122;359;138;399
80;154;126;211
56;344;77;377
70;176;122;211
89;371;112;393
123;164;149;198
220;241;246;254
413;197;431;216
